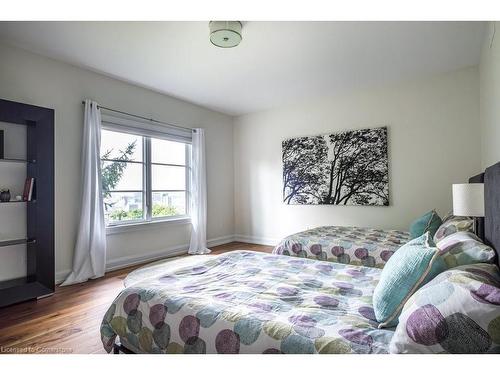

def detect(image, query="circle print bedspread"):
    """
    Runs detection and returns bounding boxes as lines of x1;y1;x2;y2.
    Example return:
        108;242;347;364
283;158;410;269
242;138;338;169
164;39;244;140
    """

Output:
273;226;411;268
101;250;393;354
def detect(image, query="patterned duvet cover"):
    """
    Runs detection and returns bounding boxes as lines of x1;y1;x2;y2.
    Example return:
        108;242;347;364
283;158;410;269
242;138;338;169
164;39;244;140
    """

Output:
273;226;411;268
100;251;393;354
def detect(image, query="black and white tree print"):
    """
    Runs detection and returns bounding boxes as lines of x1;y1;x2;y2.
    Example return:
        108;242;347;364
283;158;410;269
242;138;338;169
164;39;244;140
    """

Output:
283;127;389;206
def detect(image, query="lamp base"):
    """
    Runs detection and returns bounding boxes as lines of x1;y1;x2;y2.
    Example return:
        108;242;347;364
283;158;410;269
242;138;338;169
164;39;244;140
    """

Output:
473;217;485;241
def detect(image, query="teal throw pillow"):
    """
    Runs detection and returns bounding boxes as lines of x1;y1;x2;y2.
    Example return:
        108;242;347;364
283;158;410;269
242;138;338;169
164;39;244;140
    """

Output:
373;232;446;328
409;210;442;239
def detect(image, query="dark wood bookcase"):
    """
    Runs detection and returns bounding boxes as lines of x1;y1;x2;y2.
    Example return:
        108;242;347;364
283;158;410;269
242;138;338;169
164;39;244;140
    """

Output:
0;98;55;307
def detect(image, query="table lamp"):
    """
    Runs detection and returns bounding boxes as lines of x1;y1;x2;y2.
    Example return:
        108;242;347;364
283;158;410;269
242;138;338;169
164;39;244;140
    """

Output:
452;183;484;235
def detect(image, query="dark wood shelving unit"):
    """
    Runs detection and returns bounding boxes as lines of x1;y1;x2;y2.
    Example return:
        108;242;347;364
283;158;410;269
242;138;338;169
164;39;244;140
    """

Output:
0;98;54;308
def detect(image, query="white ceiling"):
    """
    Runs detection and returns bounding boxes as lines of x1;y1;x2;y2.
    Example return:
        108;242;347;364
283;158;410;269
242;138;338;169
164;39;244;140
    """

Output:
0;21;486;116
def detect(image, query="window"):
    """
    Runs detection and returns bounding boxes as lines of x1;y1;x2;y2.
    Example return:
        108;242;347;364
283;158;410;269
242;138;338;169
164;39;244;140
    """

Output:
100;128;190;227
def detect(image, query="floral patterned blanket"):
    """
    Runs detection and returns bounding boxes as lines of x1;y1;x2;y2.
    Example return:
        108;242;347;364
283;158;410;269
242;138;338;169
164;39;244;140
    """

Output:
101;251;393;354
273;226;411;268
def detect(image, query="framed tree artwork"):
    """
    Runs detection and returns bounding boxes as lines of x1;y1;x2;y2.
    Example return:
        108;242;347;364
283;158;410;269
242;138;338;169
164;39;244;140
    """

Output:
282;126;389;206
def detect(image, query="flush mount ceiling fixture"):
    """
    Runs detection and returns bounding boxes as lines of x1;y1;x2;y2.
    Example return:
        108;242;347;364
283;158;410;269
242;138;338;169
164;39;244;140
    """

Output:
209;21;242;48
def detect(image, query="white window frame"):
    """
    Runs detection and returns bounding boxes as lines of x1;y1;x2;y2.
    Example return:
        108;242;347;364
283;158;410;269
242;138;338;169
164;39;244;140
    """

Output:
100;114;192;234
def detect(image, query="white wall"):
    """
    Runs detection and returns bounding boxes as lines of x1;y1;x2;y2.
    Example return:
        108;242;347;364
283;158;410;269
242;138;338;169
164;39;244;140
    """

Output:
233;67;481;244
480;22;500;169
0;42;235;282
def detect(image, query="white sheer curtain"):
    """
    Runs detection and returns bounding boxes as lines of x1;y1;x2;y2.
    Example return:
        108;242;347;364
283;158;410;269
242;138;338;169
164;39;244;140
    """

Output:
188;128;210;254
62;100;107;285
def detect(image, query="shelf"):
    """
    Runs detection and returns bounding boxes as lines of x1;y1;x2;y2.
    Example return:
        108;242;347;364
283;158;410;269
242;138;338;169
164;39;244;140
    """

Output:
0;200;36;204
0;157;36;164
0;238;36;247
0;276;35;291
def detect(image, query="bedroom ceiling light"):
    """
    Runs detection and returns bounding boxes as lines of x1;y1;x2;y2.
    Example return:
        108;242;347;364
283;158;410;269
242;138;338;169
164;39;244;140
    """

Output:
209;21;242;48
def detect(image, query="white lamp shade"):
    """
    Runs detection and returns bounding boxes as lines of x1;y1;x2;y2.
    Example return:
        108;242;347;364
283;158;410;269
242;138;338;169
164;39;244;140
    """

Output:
452;183;484;217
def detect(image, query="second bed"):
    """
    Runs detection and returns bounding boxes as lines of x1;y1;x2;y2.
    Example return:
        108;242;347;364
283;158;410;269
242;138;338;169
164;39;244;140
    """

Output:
273;226;410;267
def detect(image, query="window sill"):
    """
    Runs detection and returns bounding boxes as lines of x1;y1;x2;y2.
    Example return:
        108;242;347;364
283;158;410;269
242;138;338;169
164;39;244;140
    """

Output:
106;216;191;235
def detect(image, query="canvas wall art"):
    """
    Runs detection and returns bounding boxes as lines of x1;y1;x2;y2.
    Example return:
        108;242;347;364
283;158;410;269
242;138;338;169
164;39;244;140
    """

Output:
282;126;389;206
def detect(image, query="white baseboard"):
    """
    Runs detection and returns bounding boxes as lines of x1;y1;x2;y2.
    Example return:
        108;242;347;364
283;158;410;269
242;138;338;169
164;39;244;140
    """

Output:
105;245;188;273
207;234;236;247
55;234;237;284
234;234;280;247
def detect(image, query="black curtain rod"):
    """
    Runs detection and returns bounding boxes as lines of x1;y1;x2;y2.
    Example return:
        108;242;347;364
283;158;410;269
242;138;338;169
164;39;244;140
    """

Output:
81;101;194;132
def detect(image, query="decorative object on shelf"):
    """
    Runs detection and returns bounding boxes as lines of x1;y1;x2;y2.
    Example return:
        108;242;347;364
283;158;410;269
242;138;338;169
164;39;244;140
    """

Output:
0;130;3;159
22;177;35;201
282;126;389;206
452;183;485;235
0;189;10;202
209;21;242;48
15;195;22;201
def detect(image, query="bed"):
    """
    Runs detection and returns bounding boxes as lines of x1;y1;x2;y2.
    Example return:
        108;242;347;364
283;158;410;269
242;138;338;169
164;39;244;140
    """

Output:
101;250;392;354
100;162;500;354
272;226;411;267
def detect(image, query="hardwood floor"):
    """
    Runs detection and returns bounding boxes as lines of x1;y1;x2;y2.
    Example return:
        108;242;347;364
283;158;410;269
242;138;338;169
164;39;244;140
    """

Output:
0;242;273;354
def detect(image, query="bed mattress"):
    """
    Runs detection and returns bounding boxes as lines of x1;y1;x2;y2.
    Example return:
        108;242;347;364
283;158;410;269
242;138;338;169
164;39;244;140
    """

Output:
101;250;393;354
273;226;411;268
